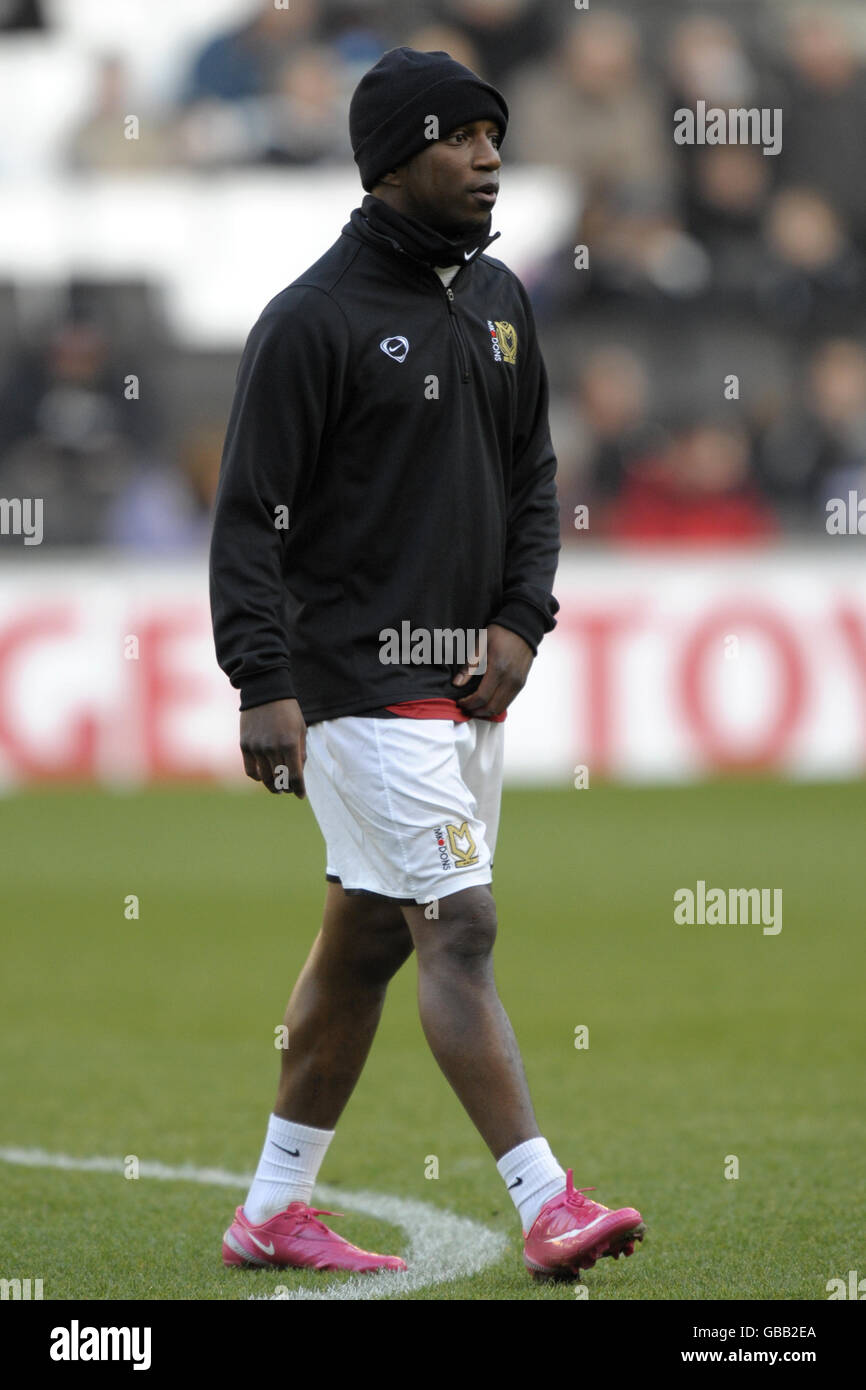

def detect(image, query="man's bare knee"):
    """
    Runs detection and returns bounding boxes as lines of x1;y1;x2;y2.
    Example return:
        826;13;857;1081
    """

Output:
405;887;498;968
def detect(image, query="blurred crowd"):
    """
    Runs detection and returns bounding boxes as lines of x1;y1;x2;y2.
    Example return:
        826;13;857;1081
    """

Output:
2;0;866;546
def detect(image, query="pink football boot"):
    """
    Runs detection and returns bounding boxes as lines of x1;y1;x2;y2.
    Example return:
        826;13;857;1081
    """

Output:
223;1202;408;1273
523;1169;645;1279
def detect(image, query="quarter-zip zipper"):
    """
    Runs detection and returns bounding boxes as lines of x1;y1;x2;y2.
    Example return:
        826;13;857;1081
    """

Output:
445;285;471;384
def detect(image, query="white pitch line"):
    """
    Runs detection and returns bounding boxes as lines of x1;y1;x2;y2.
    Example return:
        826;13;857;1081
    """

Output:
0;1147;508;1301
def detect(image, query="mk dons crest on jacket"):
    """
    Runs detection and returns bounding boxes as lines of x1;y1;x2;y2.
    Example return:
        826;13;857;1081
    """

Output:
487;319;518;365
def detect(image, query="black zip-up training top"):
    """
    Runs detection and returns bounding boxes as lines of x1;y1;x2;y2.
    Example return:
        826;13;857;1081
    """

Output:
209;204;560;722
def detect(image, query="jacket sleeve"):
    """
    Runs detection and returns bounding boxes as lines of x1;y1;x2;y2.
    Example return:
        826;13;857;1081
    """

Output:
489;283;561;653
209;286;348;710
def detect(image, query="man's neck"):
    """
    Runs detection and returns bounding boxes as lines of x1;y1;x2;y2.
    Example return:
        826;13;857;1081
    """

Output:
371;192;476;241
357;194;498;269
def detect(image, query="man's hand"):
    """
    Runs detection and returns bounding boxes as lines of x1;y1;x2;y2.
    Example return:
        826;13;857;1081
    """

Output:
452;623;534;719
240;698;307;797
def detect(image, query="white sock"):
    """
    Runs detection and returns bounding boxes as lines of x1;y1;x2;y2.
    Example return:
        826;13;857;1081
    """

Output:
497;1137;566;1233
243;1114;335;1225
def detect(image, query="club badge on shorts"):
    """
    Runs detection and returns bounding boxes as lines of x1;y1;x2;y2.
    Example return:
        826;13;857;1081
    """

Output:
434;821;479;869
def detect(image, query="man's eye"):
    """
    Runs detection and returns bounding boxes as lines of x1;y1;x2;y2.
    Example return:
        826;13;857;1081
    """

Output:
450;130;499;146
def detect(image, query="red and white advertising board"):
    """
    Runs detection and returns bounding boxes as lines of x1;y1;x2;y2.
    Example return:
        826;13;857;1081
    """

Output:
0;549;865;787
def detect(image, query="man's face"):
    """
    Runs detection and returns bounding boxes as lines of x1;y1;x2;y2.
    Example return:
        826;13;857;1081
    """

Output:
390;119;502;235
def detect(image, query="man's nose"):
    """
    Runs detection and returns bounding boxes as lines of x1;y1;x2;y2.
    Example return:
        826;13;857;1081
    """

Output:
476;137;501;168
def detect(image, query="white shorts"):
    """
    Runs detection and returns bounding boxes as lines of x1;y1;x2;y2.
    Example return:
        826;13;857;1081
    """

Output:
303;716;504;904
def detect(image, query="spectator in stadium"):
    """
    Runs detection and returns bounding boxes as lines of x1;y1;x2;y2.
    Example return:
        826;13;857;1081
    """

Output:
0;319;144;546
756;187;866;336
553;344;658;537
508;12;673;198
663;13;787;248
0;0;44;30
427;0;556;86
182;0;322;105
602;415;777;544
259;44;353;166
316;1;398;69
0;317;152;456
758;338;866;526
405;22;480;76
779;7;866;251
67;55;172;173
680;148;771;309
665;14;764;130
530;183;710;326
178;11;352;169
106;423;222;552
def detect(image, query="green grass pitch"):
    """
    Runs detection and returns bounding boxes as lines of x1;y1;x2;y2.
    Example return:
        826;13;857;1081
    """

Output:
1;780;863;1301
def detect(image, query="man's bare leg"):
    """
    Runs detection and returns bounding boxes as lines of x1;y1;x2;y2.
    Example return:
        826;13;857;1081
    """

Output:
274;882;414;1129
226;885;414;1269
401;884;540;1159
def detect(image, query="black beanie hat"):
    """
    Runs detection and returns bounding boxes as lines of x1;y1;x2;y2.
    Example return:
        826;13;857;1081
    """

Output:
350;46;508;193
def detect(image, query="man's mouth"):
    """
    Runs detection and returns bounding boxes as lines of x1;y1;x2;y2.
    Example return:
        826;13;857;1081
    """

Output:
470;183;498;206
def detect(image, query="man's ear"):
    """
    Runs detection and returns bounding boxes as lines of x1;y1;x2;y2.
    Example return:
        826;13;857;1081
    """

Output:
376;167;402;188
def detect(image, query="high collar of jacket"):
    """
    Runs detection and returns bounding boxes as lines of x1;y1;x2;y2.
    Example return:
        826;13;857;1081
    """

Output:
345;194;501;280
